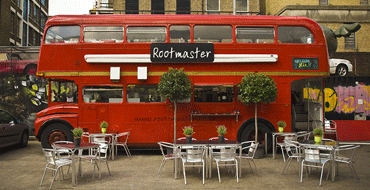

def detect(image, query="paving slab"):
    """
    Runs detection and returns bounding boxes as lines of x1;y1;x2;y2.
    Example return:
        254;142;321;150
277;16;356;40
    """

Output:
0;139;369;189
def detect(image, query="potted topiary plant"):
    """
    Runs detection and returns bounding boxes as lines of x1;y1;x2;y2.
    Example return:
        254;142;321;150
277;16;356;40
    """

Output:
183;126;195;144
313;127;323;144
216;125;227;143
277;121;286;133
72;127;83;147
100;121;108;134
158;68;192;145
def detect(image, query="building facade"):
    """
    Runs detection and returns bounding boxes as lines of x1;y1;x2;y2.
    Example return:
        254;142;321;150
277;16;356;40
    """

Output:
266;0;370;76
0;0;48;46
90;0;261;15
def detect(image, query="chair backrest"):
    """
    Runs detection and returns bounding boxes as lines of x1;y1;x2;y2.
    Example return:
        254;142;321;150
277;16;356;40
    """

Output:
209;137;229;141
336;144;360;160
185;146;204;162
158;141;176;157
177;137;197;141
297;131;310;141
247;142;259;157
90;135;111;145
303;146;321;161
42;148;57;165
220;147;237;161
116;132;130;144
324;119;337;133
240;141;259;157
284;140;301;156
284;135;297;142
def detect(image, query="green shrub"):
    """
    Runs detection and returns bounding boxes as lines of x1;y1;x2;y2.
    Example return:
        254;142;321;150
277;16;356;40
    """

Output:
217;125;227;136
313;127;323;137
72;128;83;138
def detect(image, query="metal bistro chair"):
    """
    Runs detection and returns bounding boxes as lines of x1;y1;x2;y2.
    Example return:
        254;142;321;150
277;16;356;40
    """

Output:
115;132;131;158
157;142;181;177
40;148;73;189
90;134;113;159
300;144;332;186
181;145;206;185
334;144;360;180
277;134;297;162
236;141;259;177
211;145;239;183
282;140;302;175
78;143;111;179
297;131;311;142
324;119;337;140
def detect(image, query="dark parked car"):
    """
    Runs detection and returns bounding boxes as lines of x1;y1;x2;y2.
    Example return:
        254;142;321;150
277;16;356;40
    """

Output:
0;109;29;148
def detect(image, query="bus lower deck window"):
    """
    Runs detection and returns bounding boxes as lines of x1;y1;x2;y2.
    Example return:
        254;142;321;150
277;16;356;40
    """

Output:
127;84;165;103
194;85;234;102
83;86;123;103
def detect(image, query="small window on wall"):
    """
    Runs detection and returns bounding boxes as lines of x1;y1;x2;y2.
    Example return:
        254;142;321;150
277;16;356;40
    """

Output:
360;0;369;5
194;25;232;43
277;26;314;44
84;26;124;43
127;26;166;43
170;25;190;43
319;0;329;5
83;86;123;103
127;84;165;103
236;27;275;43
194;85;234;103
45;26;80;44
51;81;78;102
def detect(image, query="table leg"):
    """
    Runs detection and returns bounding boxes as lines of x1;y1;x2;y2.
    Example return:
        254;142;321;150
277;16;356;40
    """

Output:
273;134;276;159
174;147;178;179
71;152;76;186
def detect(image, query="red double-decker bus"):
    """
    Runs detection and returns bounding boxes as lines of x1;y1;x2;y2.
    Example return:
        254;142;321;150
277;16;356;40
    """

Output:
34;15;329;148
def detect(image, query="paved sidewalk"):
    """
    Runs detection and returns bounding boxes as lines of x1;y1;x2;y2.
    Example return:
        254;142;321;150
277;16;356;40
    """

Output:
0;139;369;189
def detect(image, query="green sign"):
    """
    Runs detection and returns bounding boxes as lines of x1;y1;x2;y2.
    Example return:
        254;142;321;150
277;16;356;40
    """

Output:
292;58;319;70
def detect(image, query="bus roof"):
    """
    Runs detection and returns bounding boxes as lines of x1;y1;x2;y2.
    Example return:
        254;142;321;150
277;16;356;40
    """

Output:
46;14;320;28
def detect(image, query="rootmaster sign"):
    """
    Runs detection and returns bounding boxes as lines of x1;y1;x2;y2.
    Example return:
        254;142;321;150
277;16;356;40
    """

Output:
150;43;214;63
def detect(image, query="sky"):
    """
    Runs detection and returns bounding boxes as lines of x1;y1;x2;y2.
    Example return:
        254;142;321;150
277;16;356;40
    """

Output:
49;0;96;16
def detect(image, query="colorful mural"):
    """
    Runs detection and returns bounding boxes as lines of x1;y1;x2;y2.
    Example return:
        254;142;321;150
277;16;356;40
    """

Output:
324;77;370;120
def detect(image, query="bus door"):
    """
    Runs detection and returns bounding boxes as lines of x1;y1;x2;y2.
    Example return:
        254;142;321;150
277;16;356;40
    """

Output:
291;78;323;131
80;85;123;132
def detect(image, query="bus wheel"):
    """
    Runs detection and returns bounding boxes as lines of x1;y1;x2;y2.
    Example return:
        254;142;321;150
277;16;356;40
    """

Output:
41;123;73;148
240;122;272;150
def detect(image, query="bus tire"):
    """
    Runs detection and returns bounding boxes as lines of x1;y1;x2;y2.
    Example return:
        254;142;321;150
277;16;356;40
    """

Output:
240;121;273;151
40;123;73;148
19;131;29;147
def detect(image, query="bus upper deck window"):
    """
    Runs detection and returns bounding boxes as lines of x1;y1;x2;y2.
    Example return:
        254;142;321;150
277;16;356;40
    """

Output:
236;27;275;43
194;25;232;43
170;25;190;43
127;26;166;43
84;26;124;43
277;26;314;44
45;26;80;44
